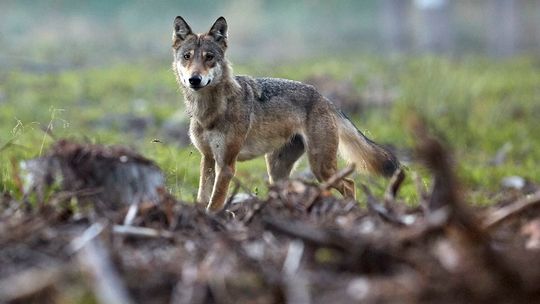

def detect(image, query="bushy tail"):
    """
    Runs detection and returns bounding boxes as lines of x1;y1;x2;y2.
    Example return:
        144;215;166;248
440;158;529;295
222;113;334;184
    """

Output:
334;111;399;177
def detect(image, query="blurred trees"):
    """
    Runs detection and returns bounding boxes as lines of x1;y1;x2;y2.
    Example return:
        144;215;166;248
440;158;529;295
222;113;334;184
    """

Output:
379;0;531;56
488;0;521;57
0;0;539;69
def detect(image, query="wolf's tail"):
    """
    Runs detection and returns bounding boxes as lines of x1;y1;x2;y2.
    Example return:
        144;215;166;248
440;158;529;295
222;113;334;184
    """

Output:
334;111;399;177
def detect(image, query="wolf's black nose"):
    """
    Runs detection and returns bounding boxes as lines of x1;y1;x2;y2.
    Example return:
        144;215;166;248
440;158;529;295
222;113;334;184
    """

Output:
189;75;202;86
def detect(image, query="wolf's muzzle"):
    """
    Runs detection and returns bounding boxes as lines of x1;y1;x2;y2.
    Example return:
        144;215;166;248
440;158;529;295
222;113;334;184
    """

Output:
189;75;202;86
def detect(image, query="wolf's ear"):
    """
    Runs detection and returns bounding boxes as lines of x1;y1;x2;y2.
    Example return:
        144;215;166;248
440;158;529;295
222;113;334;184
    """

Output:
173;16;193;47
208;16;228;48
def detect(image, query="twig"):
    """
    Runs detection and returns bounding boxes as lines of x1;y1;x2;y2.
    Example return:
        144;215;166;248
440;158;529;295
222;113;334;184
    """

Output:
384;168;405;204
123;203;139;226
76;228;134;304
242;200;266;225
263;216;348;251
69;223;105;254
361;184;406;226
413;172;429;214
70;223;134;304
305;164;355;210
70;222;106;253
282;240;305;275
39;108;63;157
483;190;540;230
112;224;173;239
320;164;355;191
282;240;310;304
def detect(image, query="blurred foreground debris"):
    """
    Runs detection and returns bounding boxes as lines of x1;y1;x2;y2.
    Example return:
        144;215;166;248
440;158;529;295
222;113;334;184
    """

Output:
2;132;540;303
19;139;165;209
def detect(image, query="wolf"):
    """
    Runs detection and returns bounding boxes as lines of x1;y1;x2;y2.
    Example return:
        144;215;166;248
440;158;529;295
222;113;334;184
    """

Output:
172;16;400;213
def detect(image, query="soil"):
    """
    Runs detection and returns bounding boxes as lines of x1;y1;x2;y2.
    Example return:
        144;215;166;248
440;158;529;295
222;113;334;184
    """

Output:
1;127;540;304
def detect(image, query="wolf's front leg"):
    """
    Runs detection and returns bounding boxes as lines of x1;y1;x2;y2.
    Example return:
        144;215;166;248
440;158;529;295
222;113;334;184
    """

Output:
206;139;243;213
206;162;236;213
197;155;215;205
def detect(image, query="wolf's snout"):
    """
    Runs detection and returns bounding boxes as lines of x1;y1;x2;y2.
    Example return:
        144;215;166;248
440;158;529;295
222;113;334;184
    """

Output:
189;75;202;86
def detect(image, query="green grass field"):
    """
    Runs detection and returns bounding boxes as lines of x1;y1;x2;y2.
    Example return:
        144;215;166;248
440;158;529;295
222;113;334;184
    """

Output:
1;56;539;205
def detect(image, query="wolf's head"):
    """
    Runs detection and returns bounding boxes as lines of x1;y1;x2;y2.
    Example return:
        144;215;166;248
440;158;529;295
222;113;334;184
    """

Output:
172;16;229;91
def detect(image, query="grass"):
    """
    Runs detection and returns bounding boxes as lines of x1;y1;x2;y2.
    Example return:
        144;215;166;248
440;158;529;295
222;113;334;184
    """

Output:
1;56;539;205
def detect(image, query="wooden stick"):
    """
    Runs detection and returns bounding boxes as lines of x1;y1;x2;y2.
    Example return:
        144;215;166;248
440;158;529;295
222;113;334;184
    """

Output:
263;216;348;251
76;228;134;304
483;190;540;230
112;224;173;239
282;240;310;304
361;184;406;226
305;164;355;210
319;164;355;191
412;172;429;213
384;168;405;204
70;222;106;253
123;203;139;226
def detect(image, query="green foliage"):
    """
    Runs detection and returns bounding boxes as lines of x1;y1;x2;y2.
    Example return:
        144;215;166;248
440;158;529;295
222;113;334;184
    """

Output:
1;56;539;205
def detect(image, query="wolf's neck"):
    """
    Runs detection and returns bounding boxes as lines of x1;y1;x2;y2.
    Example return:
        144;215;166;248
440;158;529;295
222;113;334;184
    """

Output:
184;71;240;127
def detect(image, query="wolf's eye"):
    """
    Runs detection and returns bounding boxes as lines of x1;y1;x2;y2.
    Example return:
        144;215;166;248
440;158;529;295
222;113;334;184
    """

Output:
205;53;214;61
183;53;191;60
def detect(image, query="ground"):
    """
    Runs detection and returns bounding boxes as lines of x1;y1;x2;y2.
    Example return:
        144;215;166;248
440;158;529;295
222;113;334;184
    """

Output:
2;56;539;203
1;55;540;303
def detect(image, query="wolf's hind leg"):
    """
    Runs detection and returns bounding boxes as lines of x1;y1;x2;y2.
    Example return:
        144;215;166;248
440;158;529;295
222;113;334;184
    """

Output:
265;135;305;183
305;111;356;200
